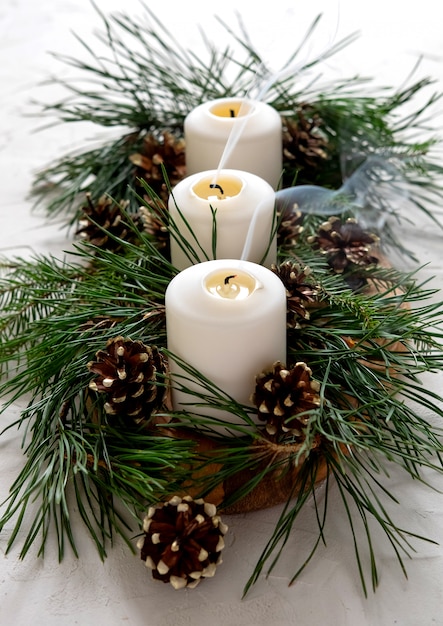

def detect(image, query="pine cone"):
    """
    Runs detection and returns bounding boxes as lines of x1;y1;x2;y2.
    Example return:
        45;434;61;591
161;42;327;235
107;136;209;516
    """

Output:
282;106;328;174
309;216;379;275
272;261;320;328
76;193;143;250
137;495;228;589
130;131;186;205
139;203;170;253
87;336;168;425
251;361;321;441
277;206;304;249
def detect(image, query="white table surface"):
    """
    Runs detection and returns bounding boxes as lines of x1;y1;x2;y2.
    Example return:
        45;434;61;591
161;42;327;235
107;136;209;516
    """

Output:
1;1;443;624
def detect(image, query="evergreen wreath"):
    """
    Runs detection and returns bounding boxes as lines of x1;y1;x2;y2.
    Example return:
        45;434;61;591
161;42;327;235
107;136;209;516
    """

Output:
1;6;443;597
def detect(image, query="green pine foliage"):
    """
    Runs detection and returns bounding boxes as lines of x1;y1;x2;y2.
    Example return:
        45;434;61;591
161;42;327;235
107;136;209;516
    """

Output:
1;5;443;597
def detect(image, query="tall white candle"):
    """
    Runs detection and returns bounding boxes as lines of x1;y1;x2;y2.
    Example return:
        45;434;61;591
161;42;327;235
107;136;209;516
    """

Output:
169;168;276;270
184;97;282;189
165;259;287;432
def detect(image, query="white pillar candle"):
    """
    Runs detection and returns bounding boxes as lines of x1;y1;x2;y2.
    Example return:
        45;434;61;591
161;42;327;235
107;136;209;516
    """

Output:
165;259;287;432
184;97;282;189
169;168;276;270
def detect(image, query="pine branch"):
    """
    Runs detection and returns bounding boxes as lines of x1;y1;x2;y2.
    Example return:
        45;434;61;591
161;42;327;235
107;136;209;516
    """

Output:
2;4;443;597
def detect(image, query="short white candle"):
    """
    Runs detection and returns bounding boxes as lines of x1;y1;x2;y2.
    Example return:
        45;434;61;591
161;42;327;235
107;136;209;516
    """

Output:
165;259;287;432
169;168;276;270
184;97;282;189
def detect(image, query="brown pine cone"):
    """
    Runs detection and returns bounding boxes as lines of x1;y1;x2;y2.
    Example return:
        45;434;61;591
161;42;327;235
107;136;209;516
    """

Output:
137;495;228;589
76;193;143;250
308;216;379;274
251;361;321;441
129;131;186;205
87;336;168;425
277;205;304;249
139;203;170;253
282;106;328;174
272;261;320;328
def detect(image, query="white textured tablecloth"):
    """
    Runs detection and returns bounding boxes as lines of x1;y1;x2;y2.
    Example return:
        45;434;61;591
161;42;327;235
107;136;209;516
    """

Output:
1;1;443;624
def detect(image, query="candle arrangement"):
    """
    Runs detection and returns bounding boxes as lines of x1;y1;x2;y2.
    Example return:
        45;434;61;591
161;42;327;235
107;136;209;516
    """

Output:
2;6;443;598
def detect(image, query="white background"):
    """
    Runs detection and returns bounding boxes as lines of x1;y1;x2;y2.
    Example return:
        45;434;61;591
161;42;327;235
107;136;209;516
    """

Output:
1;1;443;624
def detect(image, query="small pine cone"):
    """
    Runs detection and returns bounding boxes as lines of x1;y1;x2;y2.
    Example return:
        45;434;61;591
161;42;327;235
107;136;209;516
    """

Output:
130;131;186;205
76;193;143;250
308;216;379;274
282;106;328;173
87;336;168;424
137;495;228;590
251;361;321;441
139;203;170;252
277;206;304;249
272;261;320;328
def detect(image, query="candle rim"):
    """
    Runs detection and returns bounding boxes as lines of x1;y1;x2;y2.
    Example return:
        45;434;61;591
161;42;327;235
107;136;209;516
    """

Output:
203;267;260;300
165;259;287;326
191;172;245;201
208;97;256;120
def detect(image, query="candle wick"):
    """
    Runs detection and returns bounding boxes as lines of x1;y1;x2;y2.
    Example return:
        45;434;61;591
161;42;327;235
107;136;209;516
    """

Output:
229;109;235;117
209;183;224;195
224;274;237;285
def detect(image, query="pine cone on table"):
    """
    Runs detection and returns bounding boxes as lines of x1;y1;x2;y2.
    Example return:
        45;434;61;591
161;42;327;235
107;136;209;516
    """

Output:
87;336;168;425
138;495;228;589
251;361;321;442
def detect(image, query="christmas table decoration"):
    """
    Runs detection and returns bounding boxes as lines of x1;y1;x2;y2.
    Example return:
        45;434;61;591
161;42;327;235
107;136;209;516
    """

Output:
1;6;443;598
